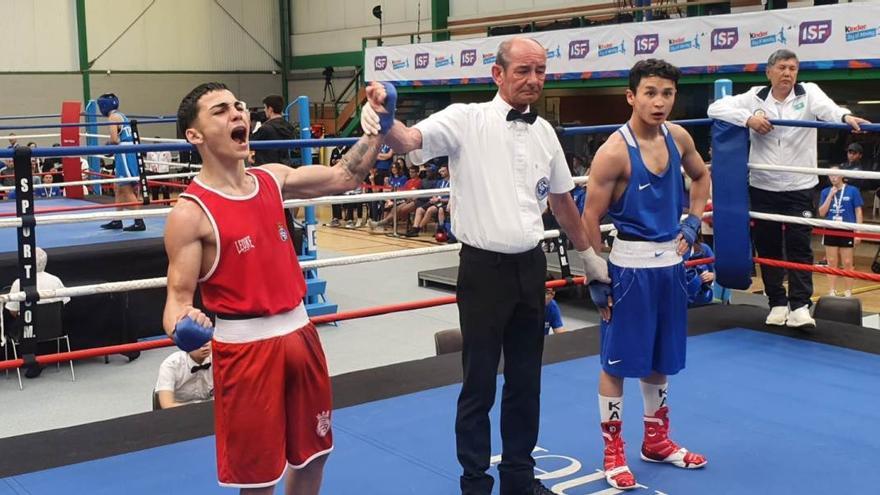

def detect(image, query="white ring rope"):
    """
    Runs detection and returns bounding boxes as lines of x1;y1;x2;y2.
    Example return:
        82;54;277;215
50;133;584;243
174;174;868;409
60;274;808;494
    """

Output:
80;133;186;143
749;211;880;233
4;133;61;140
748;163;880;180
91;155;202;170
0;187;458;227
0;229;574;304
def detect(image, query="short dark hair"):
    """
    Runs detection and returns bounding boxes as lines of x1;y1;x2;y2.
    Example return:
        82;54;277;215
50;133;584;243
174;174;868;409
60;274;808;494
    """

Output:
262;95;284;114
177;82;230;140
628;59;681;92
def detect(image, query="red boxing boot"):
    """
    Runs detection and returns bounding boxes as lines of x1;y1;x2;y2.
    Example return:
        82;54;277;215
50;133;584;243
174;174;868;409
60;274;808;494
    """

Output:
641;406;708;469
601;421;638;490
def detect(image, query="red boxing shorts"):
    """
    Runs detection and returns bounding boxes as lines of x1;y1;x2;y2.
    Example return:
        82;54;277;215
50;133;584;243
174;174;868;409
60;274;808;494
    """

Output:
212;306;333;488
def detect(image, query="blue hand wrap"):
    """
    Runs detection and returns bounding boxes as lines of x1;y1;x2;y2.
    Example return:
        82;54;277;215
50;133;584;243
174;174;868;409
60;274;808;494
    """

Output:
587;281;613;309
378;82;397;134
679;214;701;248
172;316;213;352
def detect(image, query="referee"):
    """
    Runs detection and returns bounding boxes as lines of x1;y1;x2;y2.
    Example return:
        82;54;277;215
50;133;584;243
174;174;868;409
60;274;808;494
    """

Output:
367;37;609;495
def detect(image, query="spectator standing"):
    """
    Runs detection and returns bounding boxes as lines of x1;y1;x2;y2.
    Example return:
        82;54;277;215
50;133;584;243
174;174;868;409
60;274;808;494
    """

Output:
251;95;297;166
818;166;863;297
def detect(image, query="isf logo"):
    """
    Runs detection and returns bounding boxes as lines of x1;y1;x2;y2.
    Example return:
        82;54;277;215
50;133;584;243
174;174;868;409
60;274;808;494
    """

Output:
711;28;739;50
460;49;476;67
634;34;659;55
799;20;832;45
373;56;387;71
414;53;430;69
568;40;589;59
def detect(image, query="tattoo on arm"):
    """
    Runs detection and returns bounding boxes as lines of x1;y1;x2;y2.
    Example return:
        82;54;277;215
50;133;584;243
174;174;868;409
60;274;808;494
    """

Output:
339;135;381;184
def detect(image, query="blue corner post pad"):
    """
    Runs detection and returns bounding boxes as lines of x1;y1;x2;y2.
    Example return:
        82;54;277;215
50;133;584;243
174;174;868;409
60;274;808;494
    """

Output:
711;120;753;290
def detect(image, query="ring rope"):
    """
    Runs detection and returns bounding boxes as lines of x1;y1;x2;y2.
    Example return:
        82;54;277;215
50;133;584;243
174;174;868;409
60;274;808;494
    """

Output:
748;163;880;180
0;258;712;372
749;212;880;233
0;170;198;192
0;198;177;218
0;228;684;306
755;257;880;282
812;228;880;241
80;133;186;143
3;133;61;140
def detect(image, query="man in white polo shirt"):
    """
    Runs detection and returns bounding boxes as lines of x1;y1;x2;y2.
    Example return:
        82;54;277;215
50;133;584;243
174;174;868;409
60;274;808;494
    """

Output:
155;342;213;409
363;37;609;495
708;48;869;328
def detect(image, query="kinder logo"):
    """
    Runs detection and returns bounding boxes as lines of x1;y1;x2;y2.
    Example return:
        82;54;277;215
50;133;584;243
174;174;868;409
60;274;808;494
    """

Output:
546;45;562;59
414;53;430;69
634;34;659;55
435;55;454;68
569;40;589;59
750;27;789;47
799;20;831;45
598;41;626;57
460;49;477;67
845;24;878;42
668;34;702;52
711;28;739;50
373;56;387;71
482;52;496;65
391;58;409;70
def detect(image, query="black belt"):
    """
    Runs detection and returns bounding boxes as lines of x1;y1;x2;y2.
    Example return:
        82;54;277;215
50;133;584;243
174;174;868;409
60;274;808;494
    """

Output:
460;243;541;262
216;313;267;321
616;232;664;242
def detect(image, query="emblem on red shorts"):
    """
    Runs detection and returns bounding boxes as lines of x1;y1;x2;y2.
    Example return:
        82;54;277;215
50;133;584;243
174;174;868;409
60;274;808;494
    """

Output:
277;223;289;241
316;410;331;437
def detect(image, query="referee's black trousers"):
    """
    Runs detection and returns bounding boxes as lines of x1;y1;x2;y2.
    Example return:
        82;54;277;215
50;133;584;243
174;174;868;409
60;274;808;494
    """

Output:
750;186;815;309
455;243;546;495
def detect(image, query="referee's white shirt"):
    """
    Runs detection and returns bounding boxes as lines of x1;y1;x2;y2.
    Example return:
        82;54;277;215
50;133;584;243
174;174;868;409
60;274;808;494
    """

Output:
154;351;214;405
707;82;851;192
410;93;574;254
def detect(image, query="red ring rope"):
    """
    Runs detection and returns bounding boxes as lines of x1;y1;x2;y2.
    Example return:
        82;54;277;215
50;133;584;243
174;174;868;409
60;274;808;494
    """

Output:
754;257;880;282
0;198;177;217
812;228;880;241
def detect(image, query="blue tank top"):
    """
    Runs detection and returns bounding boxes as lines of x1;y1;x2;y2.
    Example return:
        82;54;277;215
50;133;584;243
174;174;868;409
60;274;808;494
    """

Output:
608;123;684;242
112;111;134;144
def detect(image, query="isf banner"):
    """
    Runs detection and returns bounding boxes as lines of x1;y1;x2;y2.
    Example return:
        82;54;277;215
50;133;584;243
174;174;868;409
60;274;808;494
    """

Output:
365;3;880;85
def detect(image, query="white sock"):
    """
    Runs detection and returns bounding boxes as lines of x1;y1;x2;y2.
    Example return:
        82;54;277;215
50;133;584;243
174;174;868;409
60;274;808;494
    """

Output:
639;381;668;417
599;394;623;423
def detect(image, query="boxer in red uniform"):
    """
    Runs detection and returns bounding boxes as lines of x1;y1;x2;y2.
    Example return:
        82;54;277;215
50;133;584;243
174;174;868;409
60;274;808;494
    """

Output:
162;81;395;495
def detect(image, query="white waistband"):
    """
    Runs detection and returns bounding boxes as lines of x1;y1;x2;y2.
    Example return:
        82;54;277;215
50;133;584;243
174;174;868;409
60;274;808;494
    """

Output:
609;238;682;268
214;302;309;344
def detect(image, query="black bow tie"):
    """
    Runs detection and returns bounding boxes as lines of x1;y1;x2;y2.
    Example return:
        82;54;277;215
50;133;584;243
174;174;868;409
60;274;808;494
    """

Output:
191;362;211;373
506;109;537;125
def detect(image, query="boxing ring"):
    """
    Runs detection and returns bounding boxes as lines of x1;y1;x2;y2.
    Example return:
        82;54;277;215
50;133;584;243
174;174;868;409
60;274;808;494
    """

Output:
1;305;878;494
1;108;880;494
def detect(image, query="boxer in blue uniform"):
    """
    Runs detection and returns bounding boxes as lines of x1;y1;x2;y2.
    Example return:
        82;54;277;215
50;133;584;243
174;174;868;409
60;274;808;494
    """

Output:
97;93;145;232
583;59;711;490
